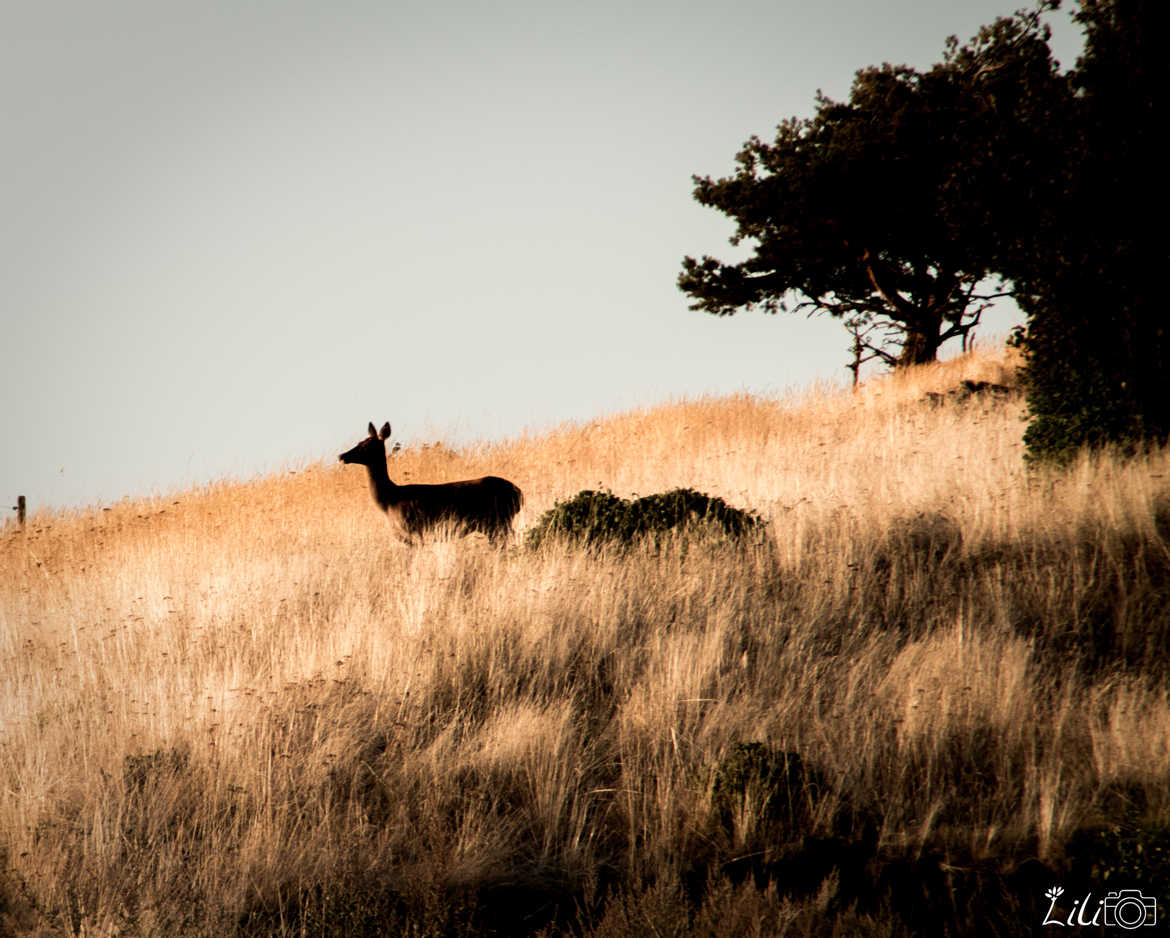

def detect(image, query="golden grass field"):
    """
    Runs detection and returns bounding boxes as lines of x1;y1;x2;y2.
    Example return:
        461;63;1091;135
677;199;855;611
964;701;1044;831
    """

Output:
3;345;1170;936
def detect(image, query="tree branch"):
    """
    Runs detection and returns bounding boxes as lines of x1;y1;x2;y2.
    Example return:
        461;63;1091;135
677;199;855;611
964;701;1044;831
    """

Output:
862;249;917;321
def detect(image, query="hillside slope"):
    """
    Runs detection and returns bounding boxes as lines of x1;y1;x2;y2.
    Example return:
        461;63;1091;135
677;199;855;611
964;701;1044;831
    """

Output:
3;346;1170;936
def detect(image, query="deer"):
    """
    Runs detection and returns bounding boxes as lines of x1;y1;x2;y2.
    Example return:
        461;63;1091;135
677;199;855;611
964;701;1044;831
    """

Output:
339;422;523;545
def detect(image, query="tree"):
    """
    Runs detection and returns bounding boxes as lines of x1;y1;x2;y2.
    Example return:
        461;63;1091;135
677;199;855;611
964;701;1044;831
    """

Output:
1009;0;1168;461
679;11;1062;368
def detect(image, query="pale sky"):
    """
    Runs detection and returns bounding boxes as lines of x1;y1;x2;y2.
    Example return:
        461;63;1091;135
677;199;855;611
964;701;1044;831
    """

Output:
1;1;1082;513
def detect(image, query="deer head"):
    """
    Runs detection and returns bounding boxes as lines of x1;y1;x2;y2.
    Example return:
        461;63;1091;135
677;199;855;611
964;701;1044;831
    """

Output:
339;422;392;468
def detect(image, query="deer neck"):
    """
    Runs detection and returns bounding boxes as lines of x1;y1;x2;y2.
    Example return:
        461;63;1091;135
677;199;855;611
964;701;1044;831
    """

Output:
365;458;399;512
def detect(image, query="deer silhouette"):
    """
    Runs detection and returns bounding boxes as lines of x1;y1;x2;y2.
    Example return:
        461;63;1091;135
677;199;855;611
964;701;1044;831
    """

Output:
339;422;522;544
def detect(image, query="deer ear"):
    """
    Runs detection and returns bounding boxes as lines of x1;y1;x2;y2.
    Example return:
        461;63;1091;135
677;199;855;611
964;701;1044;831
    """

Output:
367;422;378;438
379;422;392;440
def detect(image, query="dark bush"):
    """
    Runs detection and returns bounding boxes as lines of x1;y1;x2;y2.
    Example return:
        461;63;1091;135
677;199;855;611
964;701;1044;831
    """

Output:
526;488;764;551
709;743;823;841
1065;822;1170;902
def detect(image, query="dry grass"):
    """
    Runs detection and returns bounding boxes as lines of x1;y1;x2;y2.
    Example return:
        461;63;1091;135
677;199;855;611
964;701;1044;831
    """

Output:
3;345;1170;936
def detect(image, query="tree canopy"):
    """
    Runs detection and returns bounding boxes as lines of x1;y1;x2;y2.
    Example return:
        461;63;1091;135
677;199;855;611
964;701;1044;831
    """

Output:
679;10;1065;368
1006;0;1168;461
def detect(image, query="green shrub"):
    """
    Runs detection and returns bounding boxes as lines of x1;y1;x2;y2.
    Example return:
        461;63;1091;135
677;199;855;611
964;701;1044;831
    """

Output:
1065;821;1170;900
525;488;764;551
709;743;823;842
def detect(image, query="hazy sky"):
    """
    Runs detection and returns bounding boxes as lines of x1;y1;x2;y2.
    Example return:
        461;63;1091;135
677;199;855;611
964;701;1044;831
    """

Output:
1;1;1082;512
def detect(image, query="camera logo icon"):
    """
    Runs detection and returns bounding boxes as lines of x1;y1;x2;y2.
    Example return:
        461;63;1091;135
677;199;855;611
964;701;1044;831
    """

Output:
1103;889;1157;929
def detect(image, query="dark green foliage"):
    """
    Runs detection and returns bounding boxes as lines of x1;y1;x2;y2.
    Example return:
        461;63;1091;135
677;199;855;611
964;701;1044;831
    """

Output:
620;489;763;543
1021;300;1158;463
1008;0;1168;463
1016;198;1166;464
525;488;764;551
1066;823;1170;900
703;743;881;913
525;489;631;550
709;743;822;839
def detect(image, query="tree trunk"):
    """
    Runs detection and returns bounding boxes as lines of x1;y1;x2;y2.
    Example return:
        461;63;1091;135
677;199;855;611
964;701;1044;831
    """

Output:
896;320;942;367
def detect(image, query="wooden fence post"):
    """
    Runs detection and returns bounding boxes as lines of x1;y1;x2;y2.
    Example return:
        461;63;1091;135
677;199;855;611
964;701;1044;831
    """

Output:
15;495;25;527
